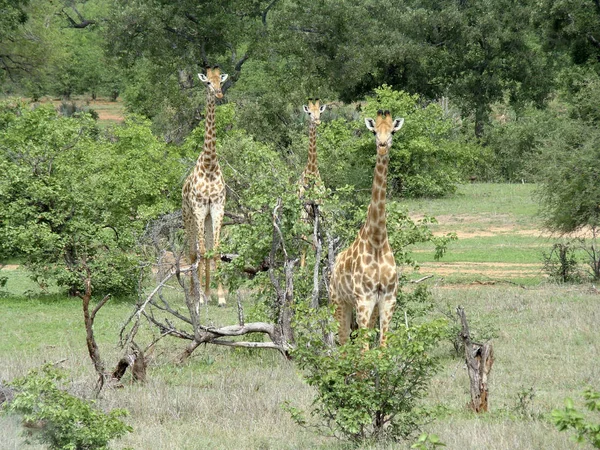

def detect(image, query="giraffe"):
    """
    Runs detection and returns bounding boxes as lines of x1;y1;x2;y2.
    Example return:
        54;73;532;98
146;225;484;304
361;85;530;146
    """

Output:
298;98;327;268
181;66;228;306
329;110;405;348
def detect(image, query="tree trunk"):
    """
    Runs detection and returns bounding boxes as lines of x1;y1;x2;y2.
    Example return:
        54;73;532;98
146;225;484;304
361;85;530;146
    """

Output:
457;306;494;412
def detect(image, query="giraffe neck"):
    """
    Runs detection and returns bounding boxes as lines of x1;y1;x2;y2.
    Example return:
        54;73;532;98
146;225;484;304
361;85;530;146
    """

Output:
198;90;218;172
364;150;390;248
305;121;320;178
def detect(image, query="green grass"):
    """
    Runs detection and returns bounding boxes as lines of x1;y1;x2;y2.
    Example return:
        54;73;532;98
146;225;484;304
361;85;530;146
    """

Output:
402;183;561;284
2;183;599;449
404;183;540;222
2;284;598;449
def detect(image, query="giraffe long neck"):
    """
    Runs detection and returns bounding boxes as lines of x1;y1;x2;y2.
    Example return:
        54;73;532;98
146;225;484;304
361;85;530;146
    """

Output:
305;121;320;177
364;150;390;247
199;90;218;171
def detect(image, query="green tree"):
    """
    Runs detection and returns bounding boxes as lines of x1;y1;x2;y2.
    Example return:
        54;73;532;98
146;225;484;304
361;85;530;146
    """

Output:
0;101;179;296
0;0;29;82
535;75;600;279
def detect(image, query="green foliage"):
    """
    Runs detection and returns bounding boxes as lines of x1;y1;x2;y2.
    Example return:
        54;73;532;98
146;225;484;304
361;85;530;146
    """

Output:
316;86;480;198
552;388;600;448
411;433;446;449
288;302;446;443
542;241;582;283
3;364;132;450
0;101;179;296
537;118;600;233
484;105;556;182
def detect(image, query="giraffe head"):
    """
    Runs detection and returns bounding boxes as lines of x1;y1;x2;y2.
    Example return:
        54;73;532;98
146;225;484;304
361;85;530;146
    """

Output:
303;98;327;125
364;110;404;155
198;66;228;99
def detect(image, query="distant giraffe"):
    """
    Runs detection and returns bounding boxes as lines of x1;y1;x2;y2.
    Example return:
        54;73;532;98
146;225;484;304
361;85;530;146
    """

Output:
181;66;228;306
298;98;327;268
329;110;405;348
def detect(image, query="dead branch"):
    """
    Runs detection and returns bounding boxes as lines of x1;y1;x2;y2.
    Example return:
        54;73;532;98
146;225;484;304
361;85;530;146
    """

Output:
411;275;434;284
457;305;494;412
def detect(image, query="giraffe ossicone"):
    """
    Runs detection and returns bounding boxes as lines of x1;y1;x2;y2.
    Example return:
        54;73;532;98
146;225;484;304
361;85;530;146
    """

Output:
329;109;405;348
182;66;228;306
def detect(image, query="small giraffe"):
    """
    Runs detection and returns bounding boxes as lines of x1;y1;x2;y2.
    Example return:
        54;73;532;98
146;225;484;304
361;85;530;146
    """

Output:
298;99;327;268
182;66;228;306
329;110;405;348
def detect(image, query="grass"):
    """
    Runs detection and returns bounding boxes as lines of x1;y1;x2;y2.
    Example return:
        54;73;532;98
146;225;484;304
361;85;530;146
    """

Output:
2;183;599;449
404;183;555;284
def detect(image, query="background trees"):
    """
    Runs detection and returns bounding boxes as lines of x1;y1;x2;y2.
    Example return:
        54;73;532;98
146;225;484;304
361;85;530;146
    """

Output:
0;102;179;296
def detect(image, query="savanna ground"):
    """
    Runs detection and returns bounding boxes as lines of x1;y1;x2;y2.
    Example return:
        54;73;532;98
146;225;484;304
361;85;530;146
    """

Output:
1;183;599;449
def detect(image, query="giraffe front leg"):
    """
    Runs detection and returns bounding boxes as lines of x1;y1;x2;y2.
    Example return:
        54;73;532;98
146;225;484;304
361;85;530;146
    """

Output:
378;293;397;348
210;203;226;306
356;295;377;351
193;204;209;306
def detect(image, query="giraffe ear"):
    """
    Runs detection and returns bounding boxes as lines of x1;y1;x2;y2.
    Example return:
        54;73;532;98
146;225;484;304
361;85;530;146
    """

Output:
303;105;310;114
319;104;327;113
198;73;208;83
392;118;405;133
364;118;376;132
220;73;228;83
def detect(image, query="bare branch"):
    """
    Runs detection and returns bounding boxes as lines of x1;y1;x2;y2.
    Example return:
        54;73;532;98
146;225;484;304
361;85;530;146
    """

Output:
91;294;110;321
261;0;280;27
411;275;434;284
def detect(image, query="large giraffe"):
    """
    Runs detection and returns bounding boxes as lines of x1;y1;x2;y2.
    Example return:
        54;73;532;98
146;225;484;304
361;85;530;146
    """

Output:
182;66;228;306
329;110;405;348
298;99;327;268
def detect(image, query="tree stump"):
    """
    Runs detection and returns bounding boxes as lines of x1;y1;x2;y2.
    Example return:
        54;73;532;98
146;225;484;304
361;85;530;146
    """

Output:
457;306;494;412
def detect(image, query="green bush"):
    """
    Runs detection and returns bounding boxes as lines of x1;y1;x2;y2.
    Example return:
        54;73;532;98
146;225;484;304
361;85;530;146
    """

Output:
315;86;482;198
3;365;132;450
0;102;180;297
483;105;555;182
286;303;446;443
552;388;600;448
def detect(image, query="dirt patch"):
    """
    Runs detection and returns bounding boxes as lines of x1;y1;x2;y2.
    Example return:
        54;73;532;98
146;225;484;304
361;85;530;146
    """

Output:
0;265;19;271
414;262;542;278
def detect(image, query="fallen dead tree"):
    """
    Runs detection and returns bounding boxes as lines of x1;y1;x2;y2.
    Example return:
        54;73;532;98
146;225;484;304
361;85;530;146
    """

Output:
121;198;306;362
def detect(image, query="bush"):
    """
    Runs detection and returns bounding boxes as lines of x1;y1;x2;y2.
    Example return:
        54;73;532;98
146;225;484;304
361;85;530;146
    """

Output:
542;241;583;283
3;365;132;450
0;102;180;297
314;86;482;198
552;388;600;448
286;303;446;443
483;105;555;182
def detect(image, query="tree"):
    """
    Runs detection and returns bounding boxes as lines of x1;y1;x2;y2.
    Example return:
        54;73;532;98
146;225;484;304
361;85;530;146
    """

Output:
0;0;29;82
535;75;600;279
0;101;179;296
266;0;552;137
537;0;600;68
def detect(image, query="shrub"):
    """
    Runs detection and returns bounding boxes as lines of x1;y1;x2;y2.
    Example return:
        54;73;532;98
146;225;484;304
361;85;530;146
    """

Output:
287;303;446;443
3;365;132;450
552;388;600;448
316;86;482;198
542;241;582;283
